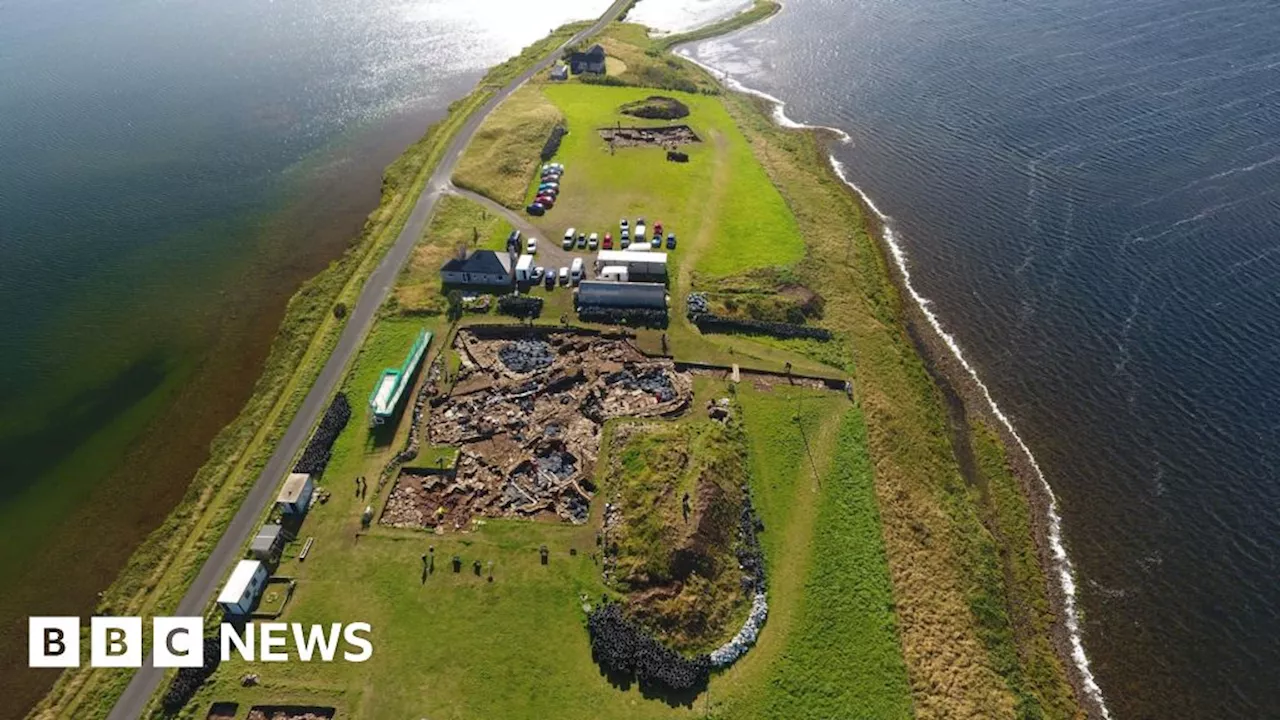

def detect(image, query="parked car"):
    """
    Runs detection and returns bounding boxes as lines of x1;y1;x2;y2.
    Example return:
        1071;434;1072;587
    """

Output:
558;267;569;285
536;194;555;206
563;228;575;249
650;234;661;248
508;229;522;244
577;233;587;248
620;233;631;249
654;222;663;235
666;233;677;249
526;203;545;216
571;258;584;284
545;269;556;289
526;238;537;254
603;232;613;249
588;232;599;250
542;162;563;173
635;225;646;242
620;218;629;232
533;266;545;282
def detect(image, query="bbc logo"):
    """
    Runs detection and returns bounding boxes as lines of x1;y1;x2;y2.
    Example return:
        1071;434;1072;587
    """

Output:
30;616;204;668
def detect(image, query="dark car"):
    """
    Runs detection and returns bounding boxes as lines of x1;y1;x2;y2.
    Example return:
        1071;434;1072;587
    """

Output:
577;233;587;248
651;234;661;248
544;270;556;289
525;203;545;216
666;233;677;249
508;229;522;244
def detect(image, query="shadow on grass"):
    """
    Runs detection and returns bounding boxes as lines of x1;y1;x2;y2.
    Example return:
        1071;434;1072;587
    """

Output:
591;650;706;709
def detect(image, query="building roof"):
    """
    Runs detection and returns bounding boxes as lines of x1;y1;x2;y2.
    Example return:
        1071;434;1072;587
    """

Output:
516;254;535;271
277;472;311;504
252;524;282;549
441;250;513;276
578;280;668;309
218;560;264;604
596;250;668;265
581;44;605;61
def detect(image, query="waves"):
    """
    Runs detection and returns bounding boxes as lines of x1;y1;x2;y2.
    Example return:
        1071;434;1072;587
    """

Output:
686;40;1113;719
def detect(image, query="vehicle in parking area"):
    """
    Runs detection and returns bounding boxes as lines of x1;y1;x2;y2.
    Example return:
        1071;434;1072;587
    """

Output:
558;267;569;285
545;269;556;289
563;228;576;249
570;258;584;284
654;222;663;235
526;203;545;216
620;218;628;232
603;232;613;249
636;223;646;240
650;234;661;248
542;162;563;173
536;194;555;206
508;229;522;244
666;233;677;249
620;232;630;248
577;233;587;248
588;232;599;250
526;238;537;254
533;266;545;282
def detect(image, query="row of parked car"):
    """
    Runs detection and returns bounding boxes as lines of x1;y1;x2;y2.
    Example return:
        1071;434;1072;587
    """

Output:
560;217;678;251
525;163;564;216
527;258;585;289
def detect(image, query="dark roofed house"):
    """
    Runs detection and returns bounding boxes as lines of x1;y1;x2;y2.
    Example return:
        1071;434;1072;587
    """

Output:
569;44;606;75
440;250;514;287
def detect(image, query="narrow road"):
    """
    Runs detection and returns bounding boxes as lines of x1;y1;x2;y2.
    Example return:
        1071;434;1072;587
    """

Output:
106;3;630;717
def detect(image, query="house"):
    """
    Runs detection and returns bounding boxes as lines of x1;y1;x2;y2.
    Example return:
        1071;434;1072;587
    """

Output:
250;524;284;562
549;63;569;81
276;472;314;516
217;560;269;616
569;44;606;75
440;250;514;287
576;281;668;309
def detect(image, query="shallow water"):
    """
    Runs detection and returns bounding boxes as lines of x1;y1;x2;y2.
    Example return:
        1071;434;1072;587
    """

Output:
0;0;609;713
686;0;1280;716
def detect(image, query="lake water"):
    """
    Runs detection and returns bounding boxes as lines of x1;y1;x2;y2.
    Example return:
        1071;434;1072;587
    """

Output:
683;0;1280;716
0;0;609;714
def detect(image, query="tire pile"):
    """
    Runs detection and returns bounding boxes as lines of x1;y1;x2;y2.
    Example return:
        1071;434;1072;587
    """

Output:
709;494;769;668
688;312;832;341
685;292;710;315
161;637;221;713
498;340;555;373
541;125;567;161
498;295;543;318
293;393;351;476
587;601;710;693
577;306;669;329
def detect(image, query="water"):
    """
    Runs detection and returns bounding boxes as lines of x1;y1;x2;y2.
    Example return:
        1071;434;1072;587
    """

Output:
0;0;608;714
683;0;1280;716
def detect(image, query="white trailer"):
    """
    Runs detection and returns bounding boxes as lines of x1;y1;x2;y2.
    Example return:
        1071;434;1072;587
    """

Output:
599;265;630;282
515;254;536;282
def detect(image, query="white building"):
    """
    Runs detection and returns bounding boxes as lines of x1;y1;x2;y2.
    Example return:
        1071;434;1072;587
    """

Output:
515;254;536;282
594;250;668;281
276;472;314;516
217;560;269;616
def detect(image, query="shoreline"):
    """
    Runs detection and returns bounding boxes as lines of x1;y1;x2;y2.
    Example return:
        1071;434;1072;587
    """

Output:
674;14;1110;719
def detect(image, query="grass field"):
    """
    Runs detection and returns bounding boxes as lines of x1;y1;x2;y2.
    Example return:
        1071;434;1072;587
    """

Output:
452;86;564;209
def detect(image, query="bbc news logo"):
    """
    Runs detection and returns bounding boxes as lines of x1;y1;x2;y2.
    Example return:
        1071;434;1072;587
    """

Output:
29;617;373;668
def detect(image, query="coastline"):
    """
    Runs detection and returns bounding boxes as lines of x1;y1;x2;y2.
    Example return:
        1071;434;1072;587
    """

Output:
674;22;1110;717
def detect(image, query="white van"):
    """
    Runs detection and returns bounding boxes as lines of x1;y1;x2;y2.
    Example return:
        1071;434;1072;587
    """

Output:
563;227;576;249
570;258;585;284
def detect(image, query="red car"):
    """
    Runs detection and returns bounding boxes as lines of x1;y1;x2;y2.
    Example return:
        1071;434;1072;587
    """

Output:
603;232;613;249
654;222;663;235
536;194;555;207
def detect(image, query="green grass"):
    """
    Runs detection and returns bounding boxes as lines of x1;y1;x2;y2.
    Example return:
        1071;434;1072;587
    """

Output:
652;2;782;54
453;86;564;209
756;409;914;720
391;195;511;316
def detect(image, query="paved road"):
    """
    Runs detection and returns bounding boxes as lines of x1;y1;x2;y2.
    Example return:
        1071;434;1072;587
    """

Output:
105;3;631;718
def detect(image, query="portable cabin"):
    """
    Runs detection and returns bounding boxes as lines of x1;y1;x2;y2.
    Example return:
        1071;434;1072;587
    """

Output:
217;560;269;616
250;524;284;562
515;254;536;282
276;473;314;516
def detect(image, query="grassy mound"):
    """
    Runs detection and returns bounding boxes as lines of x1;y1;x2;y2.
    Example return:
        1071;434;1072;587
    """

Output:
604;420;749;654
620;95;690;120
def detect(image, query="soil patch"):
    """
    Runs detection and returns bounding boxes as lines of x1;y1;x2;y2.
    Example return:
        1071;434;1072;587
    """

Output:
599;125;701;148
381;330;693;530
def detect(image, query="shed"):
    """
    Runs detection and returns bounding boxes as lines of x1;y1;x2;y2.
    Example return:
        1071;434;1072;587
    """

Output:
276;472;314;516
440;250;515;287
250;524;284;562
515;254;536;282
569;44;606;75
550;63;569;81
576;281;668;309
595;249;668;280
217;560;269;616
